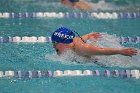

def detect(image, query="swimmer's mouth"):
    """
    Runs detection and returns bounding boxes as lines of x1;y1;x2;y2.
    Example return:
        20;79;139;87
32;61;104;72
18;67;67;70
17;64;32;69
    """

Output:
55;48;60;55
55;48;59;52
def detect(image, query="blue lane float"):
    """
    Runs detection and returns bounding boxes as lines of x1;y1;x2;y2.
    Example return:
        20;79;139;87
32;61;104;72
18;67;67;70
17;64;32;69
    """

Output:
0;37;13;43
120;36;140;44
0;36;139;44
0;12;140;19
10;12;36;18
118;12;140;19
0;70;140;79
14;71;52;78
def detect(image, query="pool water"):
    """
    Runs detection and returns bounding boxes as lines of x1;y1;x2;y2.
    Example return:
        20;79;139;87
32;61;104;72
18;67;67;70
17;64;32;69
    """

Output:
0;0;140;93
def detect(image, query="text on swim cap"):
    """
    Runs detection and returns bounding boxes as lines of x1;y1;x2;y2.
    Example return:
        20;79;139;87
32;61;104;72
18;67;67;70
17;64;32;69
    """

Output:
54;32;74;39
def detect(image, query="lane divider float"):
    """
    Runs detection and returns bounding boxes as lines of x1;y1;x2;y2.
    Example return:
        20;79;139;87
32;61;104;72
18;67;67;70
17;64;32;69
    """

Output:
0;12;140;19
0;70;139;79
0;36;139;44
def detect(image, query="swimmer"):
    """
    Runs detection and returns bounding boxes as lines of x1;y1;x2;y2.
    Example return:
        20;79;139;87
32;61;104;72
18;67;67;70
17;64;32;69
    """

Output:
60;0;93;10
51;27;138;58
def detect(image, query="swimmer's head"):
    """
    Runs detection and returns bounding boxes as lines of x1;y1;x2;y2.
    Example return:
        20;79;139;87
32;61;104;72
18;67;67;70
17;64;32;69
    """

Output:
51;27;75;44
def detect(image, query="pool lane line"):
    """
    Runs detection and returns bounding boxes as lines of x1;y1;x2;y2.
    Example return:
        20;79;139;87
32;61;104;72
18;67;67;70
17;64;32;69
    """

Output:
0;12;140;19
0;36;139;44
0;70;139;79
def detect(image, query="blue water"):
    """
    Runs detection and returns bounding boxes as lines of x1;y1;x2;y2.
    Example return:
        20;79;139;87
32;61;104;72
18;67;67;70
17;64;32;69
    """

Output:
0;0;140;93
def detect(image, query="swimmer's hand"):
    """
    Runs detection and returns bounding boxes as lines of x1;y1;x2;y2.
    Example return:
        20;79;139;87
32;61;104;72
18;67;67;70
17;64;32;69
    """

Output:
89;32;102;42
119;48;138;57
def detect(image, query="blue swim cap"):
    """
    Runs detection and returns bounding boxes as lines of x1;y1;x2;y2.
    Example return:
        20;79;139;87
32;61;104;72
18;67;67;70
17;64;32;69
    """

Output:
51;27;75;44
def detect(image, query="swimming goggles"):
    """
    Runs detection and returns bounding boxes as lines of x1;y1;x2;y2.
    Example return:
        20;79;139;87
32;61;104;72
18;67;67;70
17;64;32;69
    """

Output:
52;42;59;53
52;41;59;47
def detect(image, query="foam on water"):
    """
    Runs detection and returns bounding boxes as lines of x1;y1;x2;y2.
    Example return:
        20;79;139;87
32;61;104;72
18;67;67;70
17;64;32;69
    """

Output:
91;0;116;10
87;33;123;48
46;49;95;65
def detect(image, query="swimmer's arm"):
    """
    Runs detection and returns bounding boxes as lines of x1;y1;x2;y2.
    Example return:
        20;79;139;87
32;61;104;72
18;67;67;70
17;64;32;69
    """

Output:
93;48;137;56
81;32;101;41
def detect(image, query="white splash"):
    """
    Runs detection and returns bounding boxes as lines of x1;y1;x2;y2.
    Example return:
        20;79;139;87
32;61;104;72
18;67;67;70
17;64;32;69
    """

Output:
46;49;97;65
87;33;123;48
91;0;116;10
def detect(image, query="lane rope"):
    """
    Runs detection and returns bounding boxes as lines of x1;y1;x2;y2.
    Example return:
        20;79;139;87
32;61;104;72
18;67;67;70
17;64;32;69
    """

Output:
0;70;139;79
0;36;139;44
0;12;140;19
